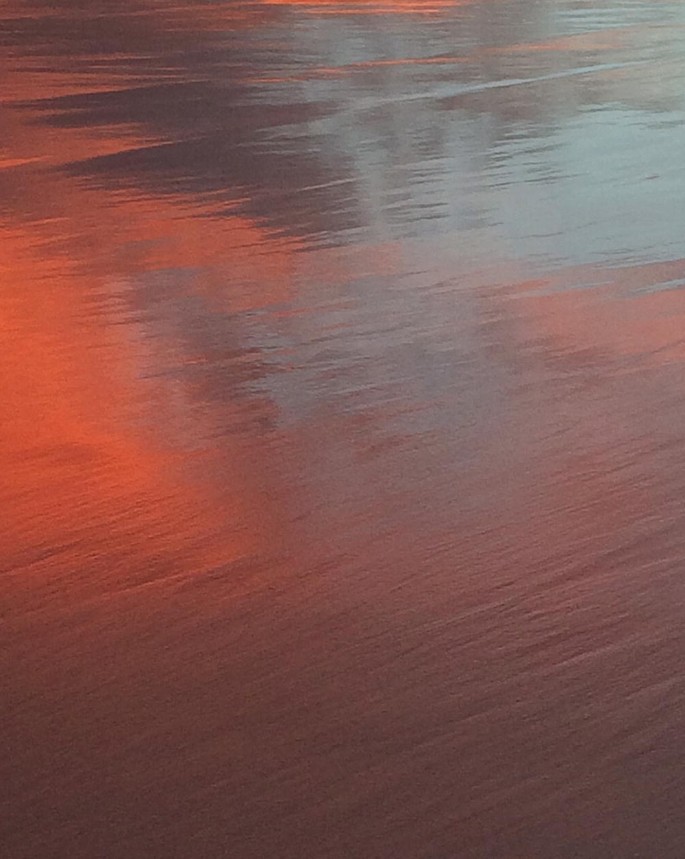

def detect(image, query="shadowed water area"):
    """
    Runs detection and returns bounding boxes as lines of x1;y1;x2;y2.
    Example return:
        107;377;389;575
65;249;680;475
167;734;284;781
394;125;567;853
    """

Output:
3;1;685;856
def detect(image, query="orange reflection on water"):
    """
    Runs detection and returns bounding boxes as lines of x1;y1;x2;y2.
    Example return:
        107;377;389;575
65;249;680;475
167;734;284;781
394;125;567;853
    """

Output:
515;259;685;368
0;224;245;608
0;144;297;617
259;0;461;14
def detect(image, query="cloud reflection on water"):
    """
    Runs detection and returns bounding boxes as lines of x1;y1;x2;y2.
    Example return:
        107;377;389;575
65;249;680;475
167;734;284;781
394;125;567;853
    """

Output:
4;3;685;858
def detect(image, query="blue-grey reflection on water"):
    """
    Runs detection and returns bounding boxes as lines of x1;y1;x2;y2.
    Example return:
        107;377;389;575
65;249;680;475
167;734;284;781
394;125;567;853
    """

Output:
3;2;685;857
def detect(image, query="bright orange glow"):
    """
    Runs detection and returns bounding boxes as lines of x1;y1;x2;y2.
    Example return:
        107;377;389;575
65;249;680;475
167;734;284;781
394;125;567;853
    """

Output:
0;107;297;606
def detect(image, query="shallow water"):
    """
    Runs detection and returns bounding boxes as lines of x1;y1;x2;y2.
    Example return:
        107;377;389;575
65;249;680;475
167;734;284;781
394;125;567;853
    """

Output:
3;1;685;856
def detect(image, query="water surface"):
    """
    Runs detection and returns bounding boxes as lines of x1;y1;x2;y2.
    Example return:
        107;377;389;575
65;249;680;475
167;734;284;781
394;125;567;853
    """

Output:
3;1;685;856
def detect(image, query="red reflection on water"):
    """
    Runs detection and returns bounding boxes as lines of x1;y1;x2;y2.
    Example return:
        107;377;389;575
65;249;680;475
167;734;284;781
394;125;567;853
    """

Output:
0;225;245;603
260;0;460;11
515;258;685;366
0;113;305;613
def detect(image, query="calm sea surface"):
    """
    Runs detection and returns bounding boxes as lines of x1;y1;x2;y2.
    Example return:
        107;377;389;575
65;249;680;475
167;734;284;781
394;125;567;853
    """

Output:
3;1;685;856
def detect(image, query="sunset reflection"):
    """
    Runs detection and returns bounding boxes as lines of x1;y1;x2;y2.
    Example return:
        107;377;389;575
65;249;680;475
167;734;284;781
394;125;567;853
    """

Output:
1;100;296;613
5;1;685;858
0;218;271;611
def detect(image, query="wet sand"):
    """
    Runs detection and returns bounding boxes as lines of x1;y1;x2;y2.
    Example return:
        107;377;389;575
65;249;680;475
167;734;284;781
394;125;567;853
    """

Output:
3;1;685;856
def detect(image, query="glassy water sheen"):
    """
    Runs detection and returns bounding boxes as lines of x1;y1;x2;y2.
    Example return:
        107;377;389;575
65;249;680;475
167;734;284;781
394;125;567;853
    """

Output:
3;2;685;856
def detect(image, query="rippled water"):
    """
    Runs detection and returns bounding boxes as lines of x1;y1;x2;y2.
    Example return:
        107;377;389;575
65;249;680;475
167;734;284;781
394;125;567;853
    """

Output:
3;1;685;856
